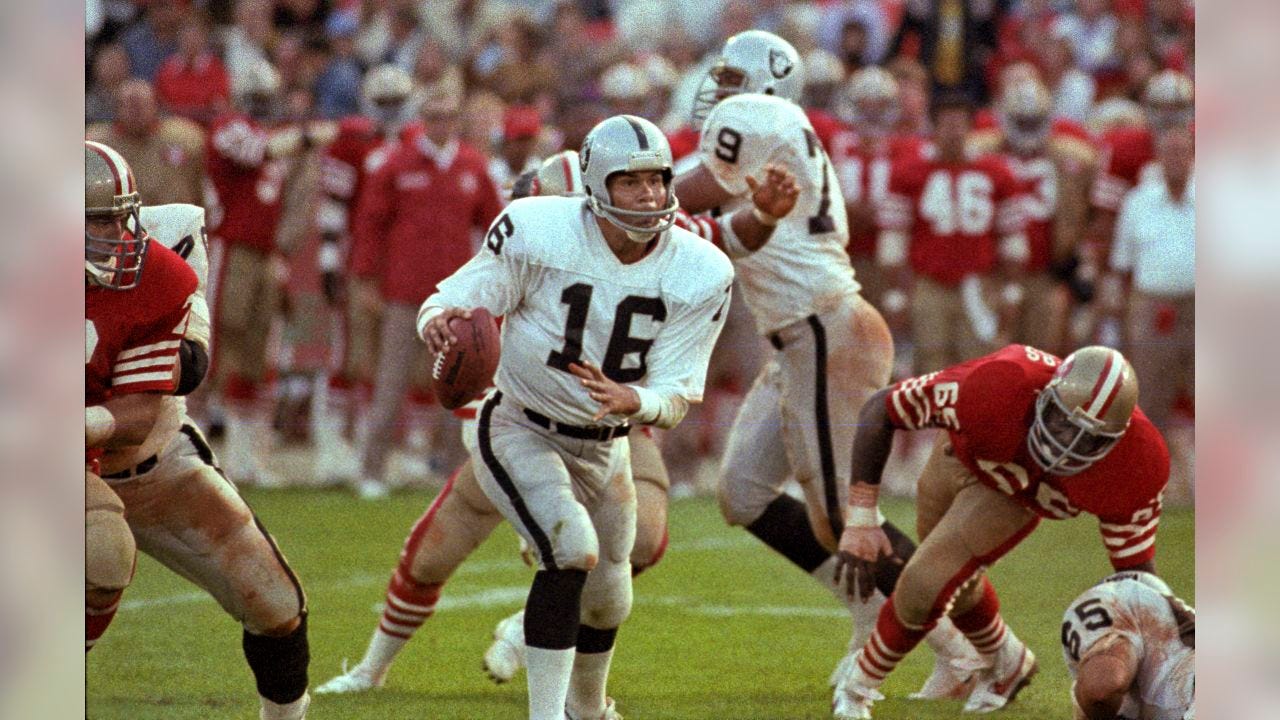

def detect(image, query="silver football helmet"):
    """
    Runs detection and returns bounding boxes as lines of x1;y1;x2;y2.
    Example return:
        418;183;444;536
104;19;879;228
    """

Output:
999;78;1053;154
1028;346;1138;476
579;115;679;242
85;140;148;290
692;30;804;123
361;64;414;133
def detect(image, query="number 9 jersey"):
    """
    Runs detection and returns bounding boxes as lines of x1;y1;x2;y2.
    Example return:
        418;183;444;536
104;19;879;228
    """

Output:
1061;577;1194;720
698;93;857;335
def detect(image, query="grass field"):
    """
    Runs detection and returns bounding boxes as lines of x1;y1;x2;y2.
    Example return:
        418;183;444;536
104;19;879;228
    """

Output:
87;489;1194;720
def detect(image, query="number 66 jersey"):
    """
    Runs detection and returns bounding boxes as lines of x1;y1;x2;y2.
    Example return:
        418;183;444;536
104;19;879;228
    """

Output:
420;195;734;427
698;93;856;335
1061;578;1194;719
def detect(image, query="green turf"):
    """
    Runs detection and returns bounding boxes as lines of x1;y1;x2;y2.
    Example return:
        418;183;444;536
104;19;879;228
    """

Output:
87;490;1194;719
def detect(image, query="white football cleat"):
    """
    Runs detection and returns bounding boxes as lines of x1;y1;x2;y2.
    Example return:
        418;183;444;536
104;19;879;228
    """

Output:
832;668;883;719
314;660;384;695
828;650;857;689
963;637;1038;713
352;477;390;500
567;697;623;720
910;640;988;700
482;610;526;684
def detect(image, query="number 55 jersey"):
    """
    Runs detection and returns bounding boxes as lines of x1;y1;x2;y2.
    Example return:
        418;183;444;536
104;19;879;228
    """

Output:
697;93;856;335
1061;578;1194;719
420;195;734;427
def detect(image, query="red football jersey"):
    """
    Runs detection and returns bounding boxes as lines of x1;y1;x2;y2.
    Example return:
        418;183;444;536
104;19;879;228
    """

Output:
880;151;1026;284
205;113;288;252
885;344;1170;569
319;116;407;230
668;126;701;162
1091;126;1155;213
827;127;929;258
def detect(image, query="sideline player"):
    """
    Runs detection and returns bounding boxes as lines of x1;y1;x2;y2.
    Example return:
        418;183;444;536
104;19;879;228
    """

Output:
1060;571;1194;719
415;114;740;720
85;141;313;720
673;29;981;696
833;345;1170;718
315;148;794;694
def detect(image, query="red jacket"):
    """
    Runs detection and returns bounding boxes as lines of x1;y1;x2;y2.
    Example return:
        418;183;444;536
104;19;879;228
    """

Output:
351;138;503;305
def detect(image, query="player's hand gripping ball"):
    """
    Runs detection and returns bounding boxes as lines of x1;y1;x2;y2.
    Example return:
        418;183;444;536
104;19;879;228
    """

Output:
429;307;500;409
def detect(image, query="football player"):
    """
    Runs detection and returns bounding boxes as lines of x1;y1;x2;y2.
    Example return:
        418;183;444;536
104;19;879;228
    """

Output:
315;146;799;711
969;77;1100;355
1061;571;1194;720
672;30;982;698
86;141;313;720
877;91;1029;376
833;344;1171;718
414;114;748;720
310;64;416;485
203;58;296;486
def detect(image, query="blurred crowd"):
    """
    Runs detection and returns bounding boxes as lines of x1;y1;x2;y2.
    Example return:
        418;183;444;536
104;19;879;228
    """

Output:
83;0;1195;499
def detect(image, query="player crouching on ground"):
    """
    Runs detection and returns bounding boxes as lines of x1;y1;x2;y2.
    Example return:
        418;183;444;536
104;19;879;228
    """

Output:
1061;571;1194;720
832;345;1170;719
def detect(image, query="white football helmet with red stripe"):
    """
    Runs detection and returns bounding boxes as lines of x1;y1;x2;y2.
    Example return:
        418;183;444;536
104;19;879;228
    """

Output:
1028;346;1139;475
85;140;148;290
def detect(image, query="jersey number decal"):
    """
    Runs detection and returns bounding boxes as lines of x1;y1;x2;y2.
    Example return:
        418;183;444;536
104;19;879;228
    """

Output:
1060;598;1115;662
546;283;668;383
803;129;836;234
486;213;515;255
920;170;994;235
714;128;743;164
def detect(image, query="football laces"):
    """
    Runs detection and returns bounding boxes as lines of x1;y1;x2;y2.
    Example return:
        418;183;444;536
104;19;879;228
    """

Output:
431;345;450;380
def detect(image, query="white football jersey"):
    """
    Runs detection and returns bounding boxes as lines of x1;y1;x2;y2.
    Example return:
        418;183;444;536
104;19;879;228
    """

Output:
1061;578;1194;720
424;196;734;426
102;203;213;477
698;93;858;334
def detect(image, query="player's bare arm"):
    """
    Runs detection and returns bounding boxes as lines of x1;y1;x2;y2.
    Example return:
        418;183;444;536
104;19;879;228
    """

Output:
833;386;902;600
85;392;166;449
726;164;801;252
569;361;641;421
1073;638;1140;719
420;307;473;354
673;162;735;214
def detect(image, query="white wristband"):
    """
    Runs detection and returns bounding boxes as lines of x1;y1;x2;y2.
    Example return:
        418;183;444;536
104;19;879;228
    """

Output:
752;206;779;227
845;505;881;528
86;405;116;447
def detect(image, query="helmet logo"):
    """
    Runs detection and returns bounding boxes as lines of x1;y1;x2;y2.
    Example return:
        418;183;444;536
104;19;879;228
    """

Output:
768;49;794;80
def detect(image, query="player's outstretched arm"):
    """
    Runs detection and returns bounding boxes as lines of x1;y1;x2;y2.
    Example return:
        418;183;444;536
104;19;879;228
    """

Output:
722;164;800;253
834;386;901;600
1073;638;1140;719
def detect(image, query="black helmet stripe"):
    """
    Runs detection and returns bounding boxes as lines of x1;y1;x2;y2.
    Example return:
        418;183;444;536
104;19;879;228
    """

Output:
624;115;649;150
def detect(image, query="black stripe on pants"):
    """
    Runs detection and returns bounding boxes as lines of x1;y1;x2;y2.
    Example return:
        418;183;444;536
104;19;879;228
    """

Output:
478;391;559;570
806;315;844;543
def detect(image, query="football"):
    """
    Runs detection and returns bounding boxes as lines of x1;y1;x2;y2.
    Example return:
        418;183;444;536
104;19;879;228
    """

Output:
430;308;501;409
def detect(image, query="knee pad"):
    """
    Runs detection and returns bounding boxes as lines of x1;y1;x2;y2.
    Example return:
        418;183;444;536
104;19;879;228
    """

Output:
580;560;633;630
547;516;600;572
86;506;136;593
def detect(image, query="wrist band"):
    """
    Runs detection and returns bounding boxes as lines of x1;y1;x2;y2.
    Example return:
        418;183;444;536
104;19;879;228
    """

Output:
845;482;881;528
752;207;778;227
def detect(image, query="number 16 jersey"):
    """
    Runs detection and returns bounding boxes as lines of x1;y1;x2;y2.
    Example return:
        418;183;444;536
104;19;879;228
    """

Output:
698;94;857;335
421;196;734;427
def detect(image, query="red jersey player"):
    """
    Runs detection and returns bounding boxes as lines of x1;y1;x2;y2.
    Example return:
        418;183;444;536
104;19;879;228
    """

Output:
878;93;1028;375
833;344;1170;719
827;66;929;320
84;140;197;651
311;64;416;484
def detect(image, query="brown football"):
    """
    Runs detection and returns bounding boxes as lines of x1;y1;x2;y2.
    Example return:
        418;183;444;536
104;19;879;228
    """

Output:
430;308;501;410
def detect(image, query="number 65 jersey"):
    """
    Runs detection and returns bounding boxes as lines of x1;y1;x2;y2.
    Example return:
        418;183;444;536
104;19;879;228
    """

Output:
420;195;734;427
1061;578;1194;719
698;93;857;335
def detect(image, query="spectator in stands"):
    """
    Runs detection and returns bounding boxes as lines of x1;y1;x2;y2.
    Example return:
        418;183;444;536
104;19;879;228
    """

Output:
273;0;331;36
819;1;891;68
488;105;543;198
599;62;652;119
118;0;187;82
314;11;364;118
86;78;207;207
86;43;132;124
222;0;275;98
155;14;231;125
483;15;557;104
1053;0;1121;76
1039;27;1097;123
1108;126;1195;433
887;57;932;136
888;0;1004;105
835;18;872;76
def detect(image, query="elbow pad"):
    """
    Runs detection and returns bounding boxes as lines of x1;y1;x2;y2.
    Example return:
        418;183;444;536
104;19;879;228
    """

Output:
175;339;209;396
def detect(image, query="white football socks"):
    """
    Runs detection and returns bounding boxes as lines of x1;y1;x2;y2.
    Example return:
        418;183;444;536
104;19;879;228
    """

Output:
259;691;309;720
567;648;614;720
526;646;576;720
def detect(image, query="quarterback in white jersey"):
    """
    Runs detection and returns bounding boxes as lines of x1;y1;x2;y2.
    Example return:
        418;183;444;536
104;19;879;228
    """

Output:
1062;572;1195;720
419;115;748;720
98;202;312;720
675;29;982;701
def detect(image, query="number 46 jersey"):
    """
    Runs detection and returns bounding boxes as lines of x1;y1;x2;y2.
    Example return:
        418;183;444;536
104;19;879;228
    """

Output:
698;93;857;335
421;195;734;427
1061;578;1194;719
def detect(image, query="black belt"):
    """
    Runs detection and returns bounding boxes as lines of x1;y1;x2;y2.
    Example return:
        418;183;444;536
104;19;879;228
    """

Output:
522;407;631;442
103;454;158;480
